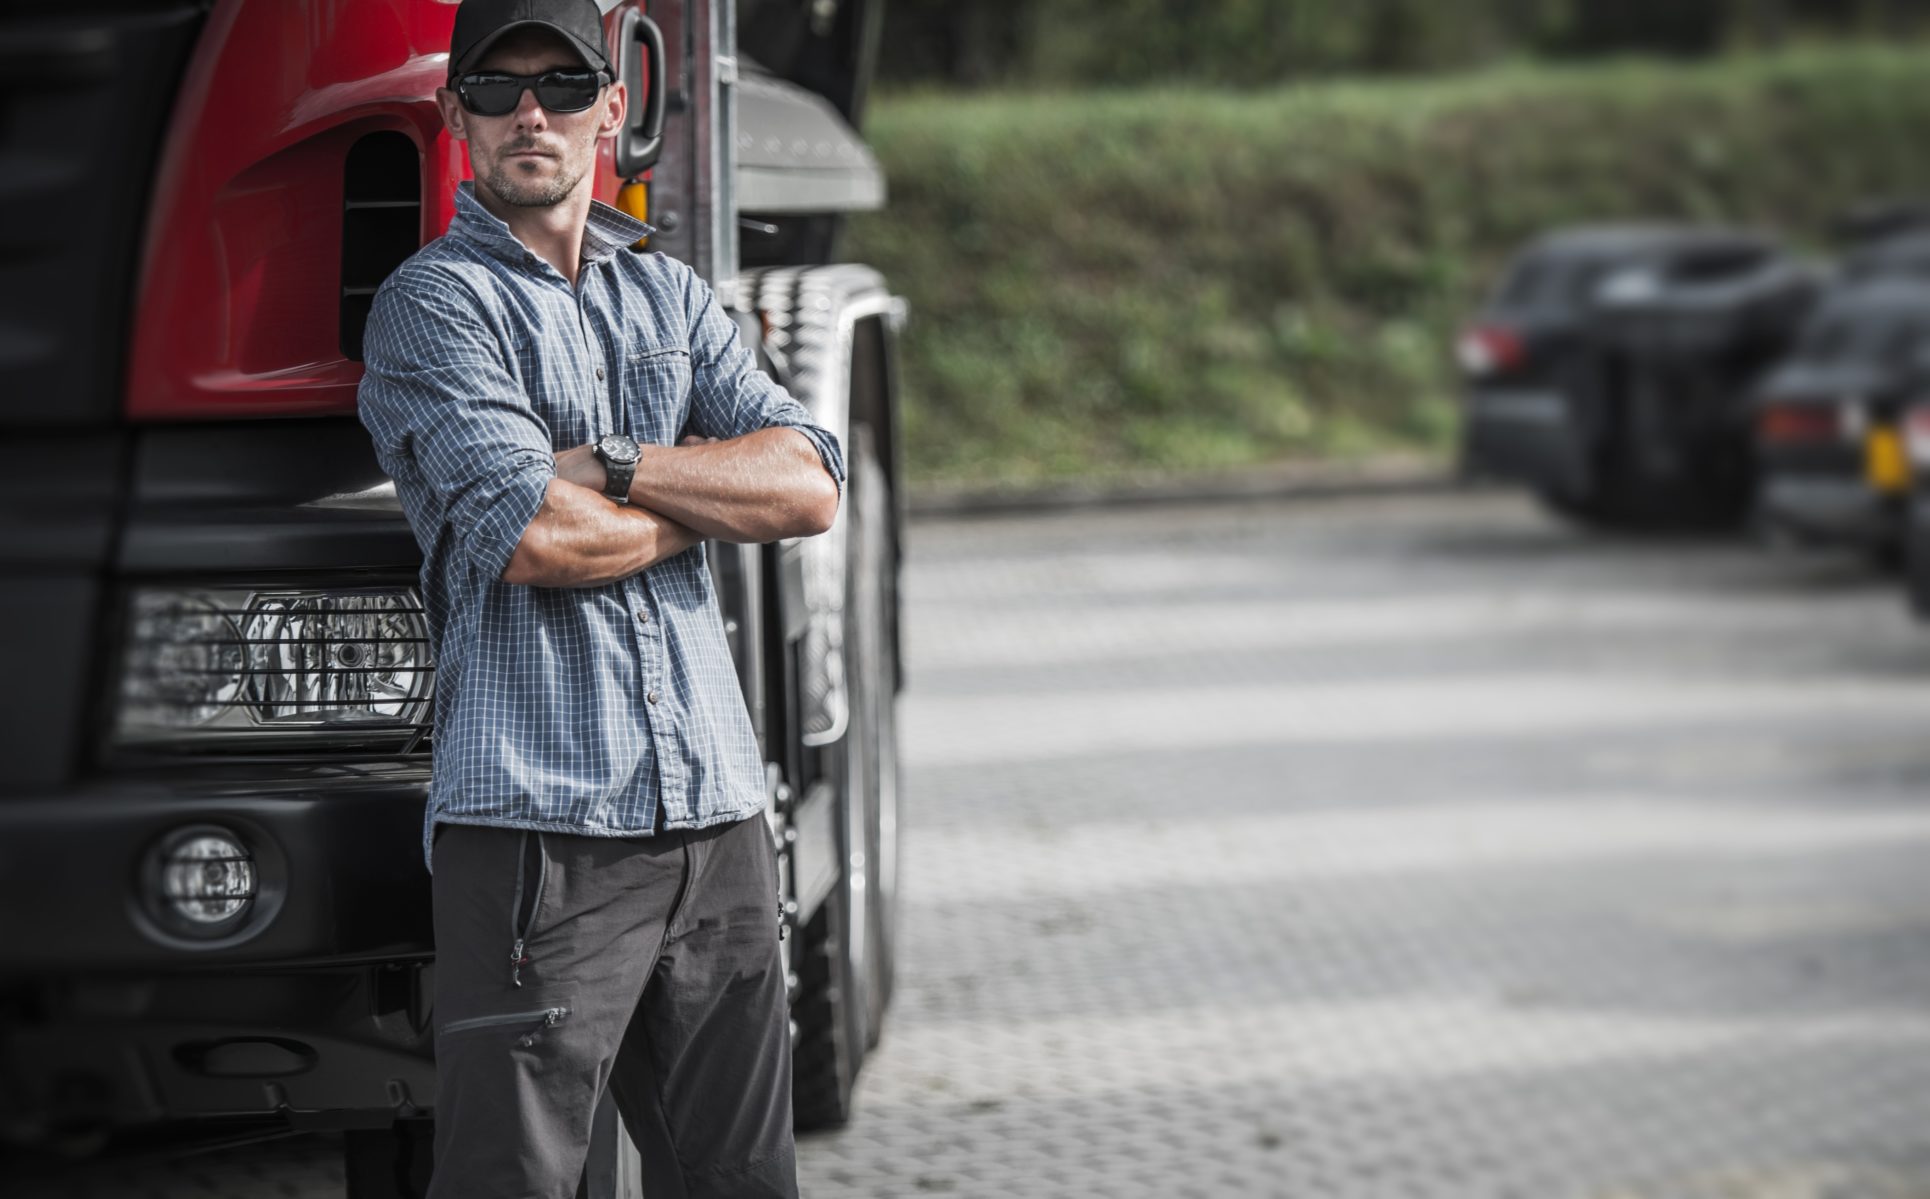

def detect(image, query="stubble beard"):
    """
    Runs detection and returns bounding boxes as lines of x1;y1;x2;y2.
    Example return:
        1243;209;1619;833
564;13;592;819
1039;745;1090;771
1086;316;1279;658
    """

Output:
481;142;587;209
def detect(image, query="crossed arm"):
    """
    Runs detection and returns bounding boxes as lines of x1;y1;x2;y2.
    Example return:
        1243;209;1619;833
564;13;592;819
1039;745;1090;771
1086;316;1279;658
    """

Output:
501;428;839;588
359;266;844;593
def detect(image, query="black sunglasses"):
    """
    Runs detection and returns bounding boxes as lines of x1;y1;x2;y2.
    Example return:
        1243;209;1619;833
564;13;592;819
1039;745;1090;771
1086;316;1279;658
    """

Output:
453;68;609;117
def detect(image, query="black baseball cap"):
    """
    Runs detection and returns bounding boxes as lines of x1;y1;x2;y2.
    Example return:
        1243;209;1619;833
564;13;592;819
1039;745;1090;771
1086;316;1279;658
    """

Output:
448;0;613;83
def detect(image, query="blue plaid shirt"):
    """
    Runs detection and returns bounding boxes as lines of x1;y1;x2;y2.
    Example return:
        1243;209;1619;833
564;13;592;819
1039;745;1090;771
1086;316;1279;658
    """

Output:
358;182;843;870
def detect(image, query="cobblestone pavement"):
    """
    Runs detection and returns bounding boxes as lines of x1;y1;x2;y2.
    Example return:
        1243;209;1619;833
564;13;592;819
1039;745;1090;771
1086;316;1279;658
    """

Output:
795;491;1930;1199
22;492;1930;1198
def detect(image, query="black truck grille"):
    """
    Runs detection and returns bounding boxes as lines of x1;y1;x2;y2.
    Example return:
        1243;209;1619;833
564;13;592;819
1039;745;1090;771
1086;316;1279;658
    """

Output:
0;3;208;429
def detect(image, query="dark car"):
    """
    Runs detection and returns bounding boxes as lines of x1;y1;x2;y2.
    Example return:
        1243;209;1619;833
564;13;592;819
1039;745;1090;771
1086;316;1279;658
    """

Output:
1844;229;1930;284
1835;220;1930;602
1459;225;1821;526
1903;404;1930;616
1751;278;1930;558
1833;198;1930;251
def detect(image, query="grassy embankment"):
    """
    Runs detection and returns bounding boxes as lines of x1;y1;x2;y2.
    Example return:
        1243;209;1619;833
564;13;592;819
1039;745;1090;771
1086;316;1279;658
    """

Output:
845;45;1930;488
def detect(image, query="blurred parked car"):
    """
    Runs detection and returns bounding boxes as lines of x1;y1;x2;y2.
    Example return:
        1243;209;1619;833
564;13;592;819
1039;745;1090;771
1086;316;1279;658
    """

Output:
1752;278;1930;560
1844;229;1930;284
1459;225;1822;527
1896;389;1930;617
1833;198;1930;250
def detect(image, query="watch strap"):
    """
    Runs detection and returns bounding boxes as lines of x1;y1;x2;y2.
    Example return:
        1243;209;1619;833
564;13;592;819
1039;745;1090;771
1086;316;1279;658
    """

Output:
601;456;635;504
594;435;638;505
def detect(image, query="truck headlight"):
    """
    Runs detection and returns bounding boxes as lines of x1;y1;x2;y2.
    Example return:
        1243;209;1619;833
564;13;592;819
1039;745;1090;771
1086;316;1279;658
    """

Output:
116;586;434;749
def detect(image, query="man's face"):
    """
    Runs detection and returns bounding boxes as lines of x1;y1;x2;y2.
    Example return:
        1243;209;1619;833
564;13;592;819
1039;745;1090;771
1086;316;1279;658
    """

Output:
437;29;624;210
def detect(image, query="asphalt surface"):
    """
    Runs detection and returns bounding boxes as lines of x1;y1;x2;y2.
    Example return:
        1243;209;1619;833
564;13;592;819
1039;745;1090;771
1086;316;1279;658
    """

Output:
25;489;1930;1197
796;490;1930;1199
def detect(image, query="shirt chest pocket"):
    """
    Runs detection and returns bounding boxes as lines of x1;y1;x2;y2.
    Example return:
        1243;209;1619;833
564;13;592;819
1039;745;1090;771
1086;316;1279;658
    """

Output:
622;345;693;444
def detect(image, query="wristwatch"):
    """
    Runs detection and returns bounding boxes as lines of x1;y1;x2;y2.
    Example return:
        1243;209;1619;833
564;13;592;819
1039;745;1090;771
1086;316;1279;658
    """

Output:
592;433;641;505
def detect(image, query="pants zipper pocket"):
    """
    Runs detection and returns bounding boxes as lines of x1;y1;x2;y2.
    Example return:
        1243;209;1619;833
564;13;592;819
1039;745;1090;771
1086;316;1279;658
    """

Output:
509;831;549;988
440;1006;571;1047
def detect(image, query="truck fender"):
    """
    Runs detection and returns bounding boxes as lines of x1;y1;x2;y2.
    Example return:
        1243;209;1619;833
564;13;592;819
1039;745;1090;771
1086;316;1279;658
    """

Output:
737;264;904;748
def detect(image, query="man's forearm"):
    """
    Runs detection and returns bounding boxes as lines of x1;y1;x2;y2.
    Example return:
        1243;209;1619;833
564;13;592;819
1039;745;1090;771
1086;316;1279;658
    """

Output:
560;428;839;544
501;478;700;588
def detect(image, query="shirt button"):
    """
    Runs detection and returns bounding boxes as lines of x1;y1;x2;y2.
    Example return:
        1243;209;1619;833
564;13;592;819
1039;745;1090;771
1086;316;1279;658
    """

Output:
635;608;649;624
647;690;661;705
595;366;606;380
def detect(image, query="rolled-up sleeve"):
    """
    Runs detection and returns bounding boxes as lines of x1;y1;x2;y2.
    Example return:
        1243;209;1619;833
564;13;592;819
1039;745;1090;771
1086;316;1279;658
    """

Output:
680;272;846;495
357;270;555;581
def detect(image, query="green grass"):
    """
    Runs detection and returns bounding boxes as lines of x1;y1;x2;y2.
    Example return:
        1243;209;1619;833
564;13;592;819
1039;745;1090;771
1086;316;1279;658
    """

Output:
845;46;1930;487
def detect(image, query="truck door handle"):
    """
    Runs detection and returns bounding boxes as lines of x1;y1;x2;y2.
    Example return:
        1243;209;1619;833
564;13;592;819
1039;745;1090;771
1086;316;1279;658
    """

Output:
616;8;666;177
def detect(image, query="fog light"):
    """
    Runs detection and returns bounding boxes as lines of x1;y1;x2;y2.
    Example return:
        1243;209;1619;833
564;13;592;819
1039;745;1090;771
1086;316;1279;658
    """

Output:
149;827;257;934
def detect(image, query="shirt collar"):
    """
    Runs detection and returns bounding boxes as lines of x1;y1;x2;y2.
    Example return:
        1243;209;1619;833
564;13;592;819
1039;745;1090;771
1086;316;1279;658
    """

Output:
449;179;656;270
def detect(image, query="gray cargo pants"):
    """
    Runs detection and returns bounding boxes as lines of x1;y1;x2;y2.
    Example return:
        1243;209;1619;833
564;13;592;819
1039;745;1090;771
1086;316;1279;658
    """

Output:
426;814;797;1199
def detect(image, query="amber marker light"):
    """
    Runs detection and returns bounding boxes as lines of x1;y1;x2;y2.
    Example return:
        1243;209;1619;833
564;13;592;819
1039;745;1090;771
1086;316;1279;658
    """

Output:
617;180;649;249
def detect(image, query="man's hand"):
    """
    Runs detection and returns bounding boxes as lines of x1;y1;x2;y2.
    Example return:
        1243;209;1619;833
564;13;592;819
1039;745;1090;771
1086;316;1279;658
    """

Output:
553;435;717;493
554;443;604;492
501;479;700;588
551;430;836;544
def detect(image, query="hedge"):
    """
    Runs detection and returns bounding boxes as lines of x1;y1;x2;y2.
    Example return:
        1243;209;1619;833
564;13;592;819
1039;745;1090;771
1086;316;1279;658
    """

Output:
843;46;1930;485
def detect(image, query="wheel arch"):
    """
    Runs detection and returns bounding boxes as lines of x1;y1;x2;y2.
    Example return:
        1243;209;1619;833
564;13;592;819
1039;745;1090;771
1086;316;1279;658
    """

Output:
738;264;906;749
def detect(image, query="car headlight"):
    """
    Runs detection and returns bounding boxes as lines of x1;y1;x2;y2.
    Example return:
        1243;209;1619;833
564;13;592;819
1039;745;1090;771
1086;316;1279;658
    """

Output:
116;586;434;749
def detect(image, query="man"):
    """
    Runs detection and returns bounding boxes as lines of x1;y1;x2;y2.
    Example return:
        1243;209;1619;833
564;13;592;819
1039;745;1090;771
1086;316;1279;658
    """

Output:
355;1;841;1195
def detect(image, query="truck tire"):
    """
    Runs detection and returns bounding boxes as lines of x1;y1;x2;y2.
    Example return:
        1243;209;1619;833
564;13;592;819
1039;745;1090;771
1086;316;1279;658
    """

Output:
790;428;890;1130
853;427;901;1051
790;872;860;1131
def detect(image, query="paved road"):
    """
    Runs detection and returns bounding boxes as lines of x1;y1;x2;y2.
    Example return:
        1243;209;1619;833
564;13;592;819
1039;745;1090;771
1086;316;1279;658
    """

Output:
796;490;1930;1199
25;491;1930;1197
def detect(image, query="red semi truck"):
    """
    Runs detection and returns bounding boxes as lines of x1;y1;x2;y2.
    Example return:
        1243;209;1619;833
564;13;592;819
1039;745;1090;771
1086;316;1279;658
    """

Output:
0;1;904;1191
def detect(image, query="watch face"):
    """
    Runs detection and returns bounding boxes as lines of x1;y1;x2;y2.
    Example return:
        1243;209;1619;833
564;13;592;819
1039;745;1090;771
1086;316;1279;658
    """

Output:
599;434;641;465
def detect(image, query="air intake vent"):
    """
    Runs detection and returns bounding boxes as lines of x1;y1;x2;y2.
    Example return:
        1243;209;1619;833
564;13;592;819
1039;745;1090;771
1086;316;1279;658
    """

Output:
340;133;423;362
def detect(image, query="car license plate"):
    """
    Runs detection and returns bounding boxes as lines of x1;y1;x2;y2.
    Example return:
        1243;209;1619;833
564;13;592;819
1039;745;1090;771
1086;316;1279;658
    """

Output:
1474;391;1565;425
1865;425;1910;494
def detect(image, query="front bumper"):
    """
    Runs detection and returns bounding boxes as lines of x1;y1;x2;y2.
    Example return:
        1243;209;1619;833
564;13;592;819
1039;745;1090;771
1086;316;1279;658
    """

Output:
0;764;433;970
1756;473;1899;546
0;765;438;1136
3;964;438;1137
